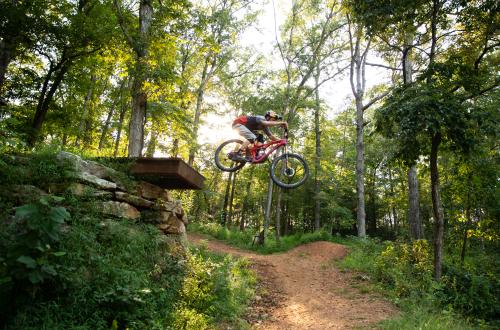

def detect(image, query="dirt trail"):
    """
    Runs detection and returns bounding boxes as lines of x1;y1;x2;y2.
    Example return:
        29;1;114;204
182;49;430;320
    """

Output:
188;233;397;330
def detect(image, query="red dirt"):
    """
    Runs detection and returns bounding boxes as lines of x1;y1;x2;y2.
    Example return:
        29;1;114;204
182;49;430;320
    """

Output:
188;233;398;329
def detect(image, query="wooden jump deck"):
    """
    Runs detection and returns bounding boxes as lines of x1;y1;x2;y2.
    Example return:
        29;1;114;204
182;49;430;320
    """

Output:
130;158;205;190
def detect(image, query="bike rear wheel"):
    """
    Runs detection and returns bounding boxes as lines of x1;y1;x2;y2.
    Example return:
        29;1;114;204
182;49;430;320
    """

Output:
270;153;309;189
214;139;246;172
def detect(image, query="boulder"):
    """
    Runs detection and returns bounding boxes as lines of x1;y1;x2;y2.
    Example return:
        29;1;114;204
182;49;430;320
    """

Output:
57;151;129;191
141;210;173;224
67;183;114;199
99;201;140;220
115;191;154;208
155;200;183;217
136;181;172;201
157;216;186;235
1;185;47;204
76;172;117;190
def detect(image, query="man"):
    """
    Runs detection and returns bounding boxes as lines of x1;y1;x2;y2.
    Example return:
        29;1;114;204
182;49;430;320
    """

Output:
229;111;288;162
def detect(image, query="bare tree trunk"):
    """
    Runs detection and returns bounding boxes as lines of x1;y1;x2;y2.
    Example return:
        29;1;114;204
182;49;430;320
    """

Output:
261;177;274;244
171;138;179;157
348;21;369;238
460;179;472;266
125;0;153;157
228;171;237;227
188;57;211;166
0;40;15;97
388;168;399;232
240;167;254;231
99;106;115;150
275;187;282;241
221;171;233;226
431;132;444;279
30;59;71;145
145;130;157;157
408;166;423;238
76;74;96;147
355;96;366;237
314;62;322;231
402;30;423;240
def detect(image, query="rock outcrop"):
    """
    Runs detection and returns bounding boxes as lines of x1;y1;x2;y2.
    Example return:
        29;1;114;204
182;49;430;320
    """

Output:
55;151;188;238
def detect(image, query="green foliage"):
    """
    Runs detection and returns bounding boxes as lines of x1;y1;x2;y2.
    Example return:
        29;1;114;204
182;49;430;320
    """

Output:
338;238;499;328
172;247;255;329
0;153;256;329
374;240;434;298
190;222;332;254
0;148;73;187
1;196;70;288
440;263;500;321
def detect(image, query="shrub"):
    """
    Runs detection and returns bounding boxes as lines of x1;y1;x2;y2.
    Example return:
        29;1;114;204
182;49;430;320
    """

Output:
440;263;499;320
374;239;434;298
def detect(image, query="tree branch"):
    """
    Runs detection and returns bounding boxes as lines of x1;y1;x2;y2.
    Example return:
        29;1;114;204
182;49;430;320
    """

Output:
365;62;401;71
362;90;390;112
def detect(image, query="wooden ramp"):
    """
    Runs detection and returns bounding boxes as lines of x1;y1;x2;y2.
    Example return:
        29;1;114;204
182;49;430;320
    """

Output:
130;158;205;190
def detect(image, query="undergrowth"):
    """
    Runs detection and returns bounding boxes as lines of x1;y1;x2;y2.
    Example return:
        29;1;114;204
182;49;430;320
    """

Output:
0;150;256;329
189;222;331;254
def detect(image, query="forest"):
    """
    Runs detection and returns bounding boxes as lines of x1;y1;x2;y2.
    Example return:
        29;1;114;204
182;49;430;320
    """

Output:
0;0;498;329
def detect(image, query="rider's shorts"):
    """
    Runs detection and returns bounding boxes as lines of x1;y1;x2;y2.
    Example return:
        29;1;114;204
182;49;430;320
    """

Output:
232;124;256;142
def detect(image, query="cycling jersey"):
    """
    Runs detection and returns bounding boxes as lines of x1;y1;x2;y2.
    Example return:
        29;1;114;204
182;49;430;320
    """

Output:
232;115;272;136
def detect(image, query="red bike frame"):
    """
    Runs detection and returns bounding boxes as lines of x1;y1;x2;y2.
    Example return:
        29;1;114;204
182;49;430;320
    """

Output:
247;129;288;164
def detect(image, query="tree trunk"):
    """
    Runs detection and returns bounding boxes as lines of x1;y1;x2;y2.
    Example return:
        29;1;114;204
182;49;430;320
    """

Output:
355;96;366;237
388;168;399;232
171;138;179;157
128;0;153;157
275;187;282;241
349;23;368;238
114;98;127;157
221;171;233;226
314;62;322;231
402;30;423;240
408;166;423;239
431;132;444;280
0;40;15;96
188;57;211;166
228;171;237;227
145;130;157;157
262;177;274;244
76;74;96;148
99;105;115;150
240;167;254;231
460;187;472;266
30;60;71;145
128;72;147;156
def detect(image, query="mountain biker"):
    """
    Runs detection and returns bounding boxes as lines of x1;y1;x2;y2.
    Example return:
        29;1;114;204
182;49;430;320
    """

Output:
229;111;288;162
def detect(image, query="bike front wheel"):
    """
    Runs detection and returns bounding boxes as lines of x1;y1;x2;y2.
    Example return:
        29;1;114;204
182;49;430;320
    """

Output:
214;139;246;172
270;153;309;189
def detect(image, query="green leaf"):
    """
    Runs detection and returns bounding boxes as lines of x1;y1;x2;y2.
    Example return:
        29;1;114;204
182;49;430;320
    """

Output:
50;196;64;203
28;271;44;284
49;207;70;223
15;204;38;219
53;251;66;257
39;196;50;206
16;256;37;269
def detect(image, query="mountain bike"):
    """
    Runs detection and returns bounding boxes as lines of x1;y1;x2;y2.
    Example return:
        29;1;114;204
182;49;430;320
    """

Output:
214;128;309;189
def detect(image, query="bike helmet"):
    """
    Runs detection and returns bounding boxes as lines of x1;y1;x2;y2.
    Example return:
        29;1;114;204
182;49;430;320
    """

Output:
265;110;282;120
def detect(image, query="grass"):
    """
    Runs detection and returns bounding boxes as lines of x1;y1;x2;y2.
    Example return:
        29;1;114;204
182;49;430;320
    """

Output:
189;222;333;254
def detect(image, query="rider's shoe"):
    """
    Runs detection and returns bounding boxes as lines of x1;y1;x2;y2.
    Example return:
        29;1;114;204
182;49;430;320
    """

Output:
228;150;247;162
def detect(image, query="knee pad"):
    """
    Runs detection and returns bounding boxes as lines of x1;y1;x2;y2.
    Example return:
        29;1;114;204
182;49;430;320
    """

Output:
247;138;255;144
